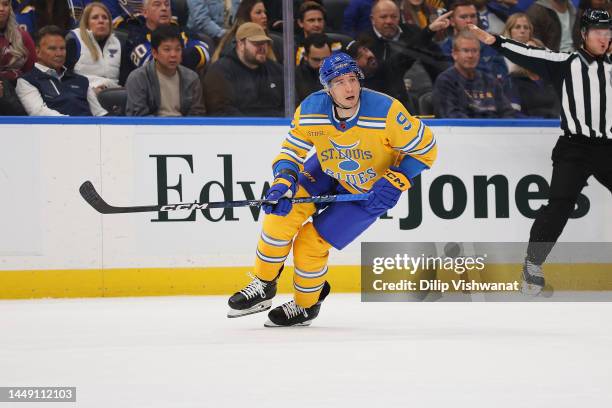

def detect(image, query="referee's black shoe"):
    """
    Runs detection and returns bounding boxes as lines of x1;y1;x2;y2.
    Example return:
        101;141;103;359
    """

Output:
521;259;544;295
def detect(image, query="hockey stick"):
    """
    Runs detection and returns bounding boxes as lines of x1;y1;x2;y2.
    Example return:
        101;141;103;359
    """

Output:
79;181;370;214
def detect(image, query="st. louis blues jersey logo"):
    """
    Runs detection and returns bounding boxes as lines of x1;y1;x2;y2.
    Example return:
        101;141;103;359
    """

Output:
329;139;361;171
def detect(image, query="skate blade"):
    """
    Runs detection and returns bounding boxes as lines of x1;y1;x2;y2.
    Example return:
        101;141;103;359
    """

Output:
227;300;272;318
520;280;543;296
264;319;312;327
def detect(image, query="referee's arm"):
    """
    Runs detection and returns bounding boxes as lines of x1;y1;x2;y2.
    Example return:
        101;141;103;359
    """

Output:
467;25;570;82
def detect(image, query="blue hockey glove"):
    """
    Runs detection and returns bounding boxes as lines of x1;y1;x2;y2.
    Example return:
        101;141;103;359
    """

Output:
365;168;411;213
262;173;298;216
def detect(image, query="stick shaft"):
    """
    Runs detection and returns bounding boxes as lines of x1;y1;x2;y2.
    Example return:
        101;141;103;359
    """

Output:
79;181;370;214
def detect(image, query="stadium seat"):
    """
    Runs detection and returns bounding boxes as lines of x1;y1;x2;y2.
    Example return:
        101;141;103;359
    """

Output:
98;87;128;116
172;0;189;27
322;0;350;33
418;91;434;116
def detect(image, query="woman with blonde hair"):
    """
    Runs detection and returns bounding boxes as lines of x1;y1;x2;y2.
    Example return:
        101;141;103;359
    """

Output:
1;0;32;114
501;13;536;73
502;12;535;44
65;1;126;92
212;0;278;62
0;0;35;82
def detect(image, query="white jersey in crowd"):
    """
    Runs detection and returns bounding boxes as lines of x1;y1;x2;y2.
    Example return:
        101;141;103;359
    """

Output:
69;28;122;89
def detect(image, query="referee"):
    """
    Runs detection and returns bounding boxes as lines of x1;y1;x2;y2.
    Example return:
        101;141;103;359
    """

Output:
468;10;612;294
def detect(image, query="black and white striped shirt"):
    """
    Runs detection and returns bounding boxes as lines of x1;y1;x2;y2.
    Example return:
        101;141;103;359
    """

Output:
493;36;612;141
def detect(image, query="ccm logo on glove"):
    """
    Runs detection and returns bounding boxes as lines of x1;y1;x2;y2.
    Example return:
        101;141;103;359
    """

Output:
383;170;411;191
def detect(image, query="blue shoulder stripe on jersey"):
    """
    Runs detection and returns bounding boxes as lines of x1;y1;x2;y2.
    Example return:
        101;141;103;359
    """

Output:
359;88;394;118
299;91;331;116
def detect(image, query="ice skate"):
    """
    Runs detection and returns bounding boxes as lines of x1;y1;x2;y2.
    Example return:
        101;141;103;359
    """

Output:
264;281;331;327
227;273;278;318
521;259;544;295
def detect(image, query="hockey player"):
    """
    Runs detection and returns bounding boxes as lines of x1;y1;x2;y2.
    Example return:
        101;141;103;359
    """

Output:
468;10;612;295
227;52;437;327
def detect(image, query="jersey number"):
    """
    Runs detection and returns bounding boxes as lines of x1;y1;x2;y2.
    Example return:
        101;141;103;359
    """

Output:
396;112;412;131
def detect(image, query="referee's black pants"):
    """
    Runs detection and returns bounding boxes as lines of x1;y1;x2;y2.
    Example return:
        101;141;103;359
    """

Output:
527;136;612;265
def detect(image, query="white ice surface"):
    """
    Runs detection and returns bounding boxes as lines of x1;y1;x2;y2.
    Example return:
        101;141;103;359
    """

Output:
1;295;611;408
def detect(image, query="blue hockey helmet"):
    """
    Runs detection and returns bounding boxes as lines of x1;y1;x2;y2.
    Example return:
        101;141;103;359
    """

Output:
319;52;364;88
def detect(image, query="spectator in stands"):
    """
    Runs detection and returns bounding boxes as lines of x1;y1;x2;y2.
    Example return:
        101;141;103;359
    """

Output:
487;0;533;21
501;13;535;72
204;22;284;116
502;38;560;118
360;0;450;111
400;0;447;30
346;36;418;104
118;0;211;84
213;0;280;62
2;0;32;114
502;12;535;44
473;0;506;34
440;0;508;79
1;0;35;81
572;0;612;47
125;25;205;116
343;0;373;38
186;0;240;44
16;25;107;116
432;30;515;118
65;2;126;93
295;2;344;65
526;0;577;51
14;0;85;34
106;0;144;25
295;32;331;103
1;78;27;115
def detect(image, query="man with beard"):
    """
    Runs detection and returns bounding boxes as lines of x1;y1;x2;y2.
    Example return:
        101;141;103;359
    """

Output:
295;32;331;104
204;22;284;116
346;36;416;104
359;0;450;112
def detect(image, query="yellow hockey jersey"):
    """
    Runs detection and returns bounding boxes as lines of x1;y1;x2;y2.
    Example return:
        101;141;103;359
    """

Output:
274;88;437;194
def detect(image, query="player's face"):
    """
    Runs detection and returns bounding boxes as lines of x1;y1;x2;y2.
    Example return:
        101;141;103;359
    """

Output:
329;73;360;108
242;39;269;65
36;34;66;71
152;38;182;72
583;28;612;56
88;6;111;40
451;5;478;32
250;2;268;29
371;1;400;39
0;0;10;29
510;17;532;44
144;0;171;30
452;38;480;72
299;10;325;37
305;44;331;70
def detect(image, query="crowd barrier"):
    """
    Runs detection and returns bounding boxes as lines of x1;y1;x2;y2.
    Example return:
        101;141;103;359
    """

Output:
1;118;610;298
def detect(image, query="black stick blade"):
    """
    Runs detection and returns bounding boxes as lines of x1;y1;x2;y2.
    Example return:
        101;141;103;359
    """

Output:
79;181;114;214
